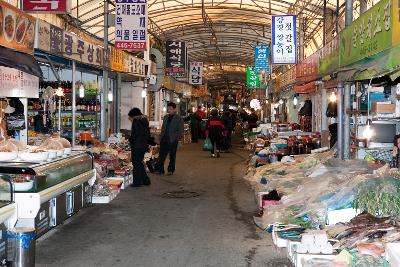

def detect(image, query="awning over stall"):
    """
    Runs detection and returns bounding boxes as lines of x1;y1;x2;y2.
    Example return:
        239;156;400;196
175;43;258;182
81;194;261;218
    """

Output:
294;81;318;94
0;47;42;77
337;45;400;81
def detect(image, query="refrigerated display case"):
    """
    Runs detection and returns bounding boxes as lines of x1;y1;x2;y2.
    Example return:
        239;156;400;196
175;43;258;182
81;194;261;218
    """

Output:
0;152;95;238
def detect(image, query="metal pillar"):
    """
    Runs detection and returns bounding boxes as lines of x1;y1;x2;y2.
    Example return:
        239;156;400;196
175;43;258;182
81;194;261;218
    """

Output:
115;73;121;133
101;0;109;141
345;0;353;27
344;83;351;160
323;0;327;45
337;82;344;159
299;15;304;61
360;0;367;14
321;87;327;131
72;61;76;146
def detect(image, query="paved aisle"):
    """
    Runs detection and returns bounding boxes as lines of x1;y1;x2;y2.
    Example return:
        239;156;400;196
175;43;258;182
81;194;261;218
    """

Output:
36;142;289;267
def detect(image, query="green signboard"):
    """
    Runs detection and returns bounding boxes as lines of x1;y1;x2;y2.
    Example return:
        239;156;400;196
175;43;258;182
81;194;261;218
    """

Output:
246;66;260;88
339;0;393;68
319;36;339;76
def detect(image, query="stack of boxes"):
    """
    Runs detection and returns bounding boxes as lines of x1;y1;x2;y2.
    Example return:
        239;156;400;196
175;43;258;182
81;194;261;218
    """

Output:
296;230;334;255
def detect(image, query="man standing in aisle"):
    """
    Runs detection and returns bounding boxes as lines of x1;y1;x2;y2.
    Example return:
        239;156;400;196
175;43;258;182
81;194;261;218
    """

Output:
157;102;184;176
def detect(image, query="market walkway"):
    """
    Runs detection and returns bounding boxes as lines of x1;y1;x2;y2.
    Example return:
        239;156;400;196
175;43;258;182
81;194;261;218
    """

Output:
36;141;290;267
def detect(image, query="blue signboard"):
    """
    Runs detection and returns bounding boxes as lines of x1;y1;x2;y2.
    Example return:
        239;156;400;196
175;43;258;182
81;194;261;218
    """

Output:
272;15;297;64
254;44;270;74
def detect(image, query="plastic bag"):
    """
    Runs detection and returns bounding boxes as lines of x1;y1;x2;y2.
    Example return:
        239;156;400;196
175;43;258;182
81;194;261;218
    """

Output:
202;138;213;151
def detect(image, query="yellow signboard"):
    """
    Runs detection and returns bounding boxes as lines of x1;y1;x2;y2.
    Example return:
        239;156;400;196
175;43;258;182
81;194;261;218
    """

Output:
393;0;400;45
111;47;124;72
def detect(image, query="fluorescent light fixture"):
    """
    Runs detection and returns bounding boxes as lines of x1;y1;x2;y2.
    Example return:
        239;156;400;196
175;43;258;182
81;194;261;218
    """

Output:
79;84;85;98
329;92;337;103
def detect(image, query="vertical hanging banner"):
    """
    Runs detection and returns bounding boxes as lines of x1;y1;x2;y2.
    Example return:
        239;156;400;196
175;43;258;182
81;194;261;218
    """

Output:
115;0;147;51
246;66;260;89
272;15;297;64
189;62;203;85
254;44;270;73
22;0;71;13
165;41;186;77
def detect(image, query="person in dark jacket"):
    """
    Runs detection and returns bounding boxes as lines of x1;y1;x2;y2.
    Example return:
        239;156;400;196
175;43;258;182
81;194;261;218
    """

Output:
189;110;202;143
206;109;226;158
248;108;259;130
221;110;233;150
129;108;151;187
157;102;184;175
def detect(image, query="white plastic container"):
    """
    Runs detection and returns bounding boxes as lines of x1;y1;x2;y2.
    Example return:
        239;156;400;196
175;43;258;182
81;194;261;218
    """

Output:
19;151;49;162
0;151;18;161
385;243;400;267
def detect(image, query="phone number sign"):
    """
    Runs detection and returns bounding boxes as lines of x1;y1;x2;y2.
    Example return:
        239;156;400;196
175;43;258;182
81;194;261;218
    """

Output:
115;0;147;51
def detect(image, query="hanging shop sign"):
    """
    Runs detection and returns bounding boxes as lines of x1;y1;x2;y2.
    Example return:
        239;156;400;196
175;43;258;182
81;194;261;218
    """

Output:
339;0;393;68
115;0;147;51
246;66;260;88
272;15;297;64
111;47;124;72
296;52;319;84
189;62;203;85
63;32;104;67
254;44;270;73
124;52;145;76
165;41;186;77
0;1;36;54
0;66;39;98
319;36;339;76
22;0;71;13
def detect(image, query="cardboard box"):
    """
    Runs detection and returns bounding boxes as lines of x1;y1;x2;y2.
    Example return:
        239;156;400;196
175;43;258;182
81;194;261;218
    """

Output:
371;103;395;114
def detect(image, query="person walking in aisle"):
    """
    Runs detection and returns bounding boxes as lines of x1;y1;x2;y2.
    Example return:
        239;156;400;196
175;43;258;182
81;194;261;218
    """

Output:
221;110;233;151
188;110;202;143
248;108;259;131
128;108;151;187
206;109;226;158
157;102;184;175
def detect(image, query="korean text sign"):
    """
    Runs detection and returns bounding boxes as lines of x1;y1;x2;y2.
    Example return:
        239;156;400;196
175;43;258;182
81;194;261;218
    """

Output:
318;36;339;76
272;15;297;64
339;0;392;67
166;41;186;77
254;44;270;73
189;62;203;85
115;0;147;51
22;0;70;13
246;66;260;89
63;32;104;67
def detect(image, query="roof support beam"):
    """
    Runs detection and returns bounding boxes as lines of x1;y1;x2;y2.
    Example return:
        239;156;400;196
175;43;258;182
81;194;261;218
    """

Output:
202;0;223;70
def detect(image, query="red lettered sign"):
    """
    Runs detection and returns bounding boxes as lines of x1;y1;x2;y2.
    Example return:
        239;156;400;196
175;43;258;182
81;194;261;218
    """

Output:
22;0;70;13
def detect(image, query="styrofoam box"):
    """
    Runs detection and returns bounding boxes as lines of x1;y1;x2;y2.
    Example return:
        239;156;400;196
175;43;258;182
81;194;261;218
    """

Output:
385;243;400;267
287;240;301;262
294;253;336;267
92;189;120;204
326;208;360;225
272;228;289;248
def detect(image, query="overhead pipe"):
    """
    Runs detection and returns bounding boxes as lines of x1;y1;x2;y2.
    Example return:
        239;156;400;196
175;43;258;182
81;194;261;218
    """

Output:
201;0;223;70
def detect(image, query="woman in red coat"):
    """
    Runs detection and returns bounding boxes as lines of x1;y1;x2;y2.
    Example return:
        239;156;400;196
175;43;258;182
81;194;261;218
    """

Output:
205;109;226;158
